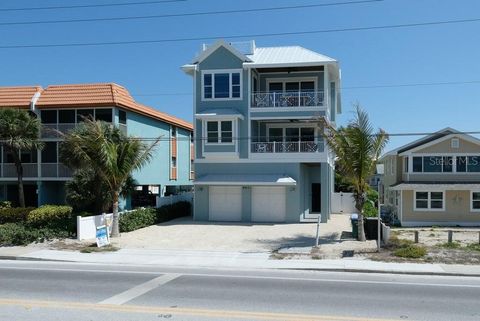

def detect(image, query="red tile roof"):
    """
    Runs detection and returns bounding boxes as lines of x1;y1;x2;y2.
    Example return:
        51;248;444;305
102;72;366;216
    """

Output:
0;83;192;131
0;86;42;108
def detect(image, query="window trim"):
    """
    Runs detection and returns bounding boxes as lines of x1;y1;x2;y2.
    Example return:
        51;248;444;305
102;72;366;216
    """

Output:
201;69;243;101
470;190;480;212
414;190;445;211
204;120;235;146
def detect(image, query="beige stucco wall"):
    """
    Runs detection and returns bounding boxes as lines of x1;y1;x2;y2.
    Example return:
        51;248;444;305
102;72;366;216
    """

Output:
401;190;480;223
415;137;480;154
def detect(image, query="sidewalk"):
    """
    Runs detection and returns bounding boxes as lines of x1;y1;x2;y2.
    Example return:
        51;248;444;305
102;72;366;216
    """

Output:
2;246;480;277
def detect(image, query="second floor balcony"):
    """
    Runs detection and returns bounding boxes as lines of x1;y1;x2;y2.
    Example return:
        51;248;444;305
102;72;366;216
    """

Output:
0;163;72;179
251;91;324;108
251;141;324;154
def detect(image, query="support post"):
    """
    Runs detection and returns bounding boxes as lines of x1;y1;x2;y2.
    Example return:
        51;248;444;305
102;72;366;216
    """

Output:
315;215;321;247
448;230;453;243
414;231;419;243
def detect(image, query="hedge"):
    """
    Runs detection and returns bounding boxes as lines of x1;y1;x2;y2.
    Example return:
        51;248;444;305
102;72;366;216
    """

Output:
119;201;191;233
0;207;35;224
27;205;73;229
0;223;70;246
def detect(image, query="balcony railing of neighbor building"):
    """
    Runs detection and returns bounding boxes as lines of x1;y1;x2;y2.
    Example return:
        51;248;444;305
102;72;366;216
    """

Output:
251;141;323;153
251;91;324;108
0;163;72;178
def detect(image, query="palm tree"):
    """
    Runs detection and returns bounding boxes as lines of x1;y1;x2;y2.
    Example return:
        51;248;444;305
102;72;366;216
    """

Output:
0;109;43;207
59;119;159;237
322;105;388;241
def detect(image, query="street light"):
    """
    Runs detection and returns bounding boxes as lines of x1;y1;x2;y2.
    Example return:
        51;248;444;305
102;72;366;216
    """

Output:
376;163;385;252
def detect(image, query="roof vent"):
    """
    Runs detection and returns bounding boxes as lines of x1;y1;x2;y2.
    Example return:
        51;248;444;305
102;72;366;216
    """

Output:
451;138;460;149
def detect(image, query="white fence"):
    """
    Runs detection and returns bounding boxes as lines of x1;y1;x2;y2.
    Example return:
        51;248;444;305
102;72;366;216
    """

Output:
77;193;194;241
156;192;193;208
331;192;356;214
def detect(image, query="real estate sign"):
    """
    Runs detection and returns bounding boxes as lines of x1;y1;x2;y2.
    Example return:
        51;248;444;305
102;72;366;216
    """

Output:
96;225;110;247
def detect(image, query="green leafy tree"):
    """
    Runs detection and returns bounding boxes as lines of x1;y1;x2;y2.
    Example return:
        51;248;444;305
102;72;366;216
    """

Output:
323;105;388;241
0;109;43;207
66;168;137;215
60;119;159;237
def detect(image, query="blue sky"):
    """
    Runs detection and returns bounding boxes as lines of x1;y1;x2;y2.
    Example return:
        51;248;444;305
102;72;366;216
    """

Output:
1;0;479;151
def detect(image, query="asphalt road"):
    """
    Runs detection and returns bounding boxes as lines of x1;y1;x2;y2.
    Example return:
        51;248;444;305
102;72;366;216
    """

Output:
0;260;479;321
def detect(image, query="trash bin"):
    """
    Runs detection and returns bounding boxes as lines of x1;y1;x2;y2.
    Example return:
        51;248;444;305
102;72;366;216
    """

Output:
351;214;358;239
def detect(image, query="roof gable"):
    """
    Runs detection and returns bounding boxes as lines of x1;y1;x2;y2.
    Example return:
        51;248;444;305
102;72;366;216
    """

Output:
191;40;252;65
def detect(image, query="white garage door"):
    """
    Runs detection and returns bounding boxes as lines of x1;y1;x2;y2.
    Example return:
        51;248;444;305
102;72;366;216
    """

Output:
252;186;286;222
209;186;242;221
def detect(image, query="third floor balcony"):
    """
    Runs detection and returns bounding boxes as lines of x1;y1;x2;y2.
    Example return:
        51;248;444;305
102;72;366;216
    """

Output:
251;91;324;108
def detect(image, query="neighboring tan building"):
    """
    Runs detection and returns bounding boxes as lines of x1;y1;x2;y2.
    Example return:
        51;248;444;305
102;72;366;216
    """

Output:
380;128;480;227
182;40;341;223
0;83;193;208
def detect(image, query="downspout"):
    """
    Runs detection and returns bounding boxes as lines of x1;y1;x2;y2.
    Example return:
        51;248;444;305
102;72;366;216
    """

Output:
30;88;42;204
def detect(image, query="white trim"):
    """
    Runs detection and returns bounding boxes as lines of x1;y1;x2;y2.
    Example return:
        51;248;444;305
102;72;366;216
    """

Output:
250;106;327;113
243;61;337;69
203;119;235;146
201;152;239;158
201;69;243;101
250;116;324;120
413;190;445;212
194;181;295;186
470;190;480;212
194;157;327;164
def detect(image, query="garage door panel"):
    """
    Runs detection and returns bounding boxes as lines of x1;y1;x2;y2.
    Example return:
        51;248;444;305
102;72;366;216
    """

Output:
252;187;286;222
209;186;242;221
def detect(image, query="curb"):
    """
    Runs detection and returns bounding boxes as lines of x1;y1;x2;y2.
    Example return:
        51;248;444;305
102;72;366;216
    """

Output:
0;255;70;263
283;267;480;278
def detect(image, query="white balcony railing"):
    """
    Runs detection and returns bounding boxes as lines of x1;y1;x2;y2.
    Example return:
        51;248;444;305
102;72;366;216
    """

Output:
251;141;323;153
251;91;324;108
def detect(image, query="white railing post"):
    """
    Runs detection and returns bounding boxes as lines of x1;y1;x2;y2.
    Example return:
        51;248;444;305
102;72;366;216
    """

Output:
298;91;301;107
273;92;276;107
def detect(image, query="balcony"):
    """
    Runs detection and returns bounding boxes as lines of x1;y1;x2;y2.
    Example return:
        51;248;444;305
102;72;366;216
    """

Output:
251;91;324;108
41;123;76;139
0;163;72;178
251;141;323;153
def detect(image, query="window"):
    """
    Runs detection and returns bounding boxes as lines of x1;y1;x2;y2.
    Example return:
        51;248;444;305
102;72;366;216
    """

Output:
413;157;422;172
268;80;315;93
423;156;442;172
59;110;75;123
41;142;57;163
451;138;459;148
404;157;409;173
468;156;480;172
95;109;113;122
41;110;57;124
119;110;127;125
457;156;467;172
443;156;453;172
77;109;94;122
202;70;242;100
471;192;480;211
206;121;233;144
415;191;444;211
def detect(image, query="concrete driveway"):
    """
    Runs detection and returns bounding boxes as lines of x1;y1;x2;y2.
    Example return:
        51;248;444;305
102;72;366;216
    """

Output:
112;214;353;252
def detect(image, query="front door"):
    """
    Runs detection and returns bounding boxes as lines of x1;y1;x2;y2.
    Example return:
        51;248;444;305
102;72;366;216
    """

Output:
311;183;321;213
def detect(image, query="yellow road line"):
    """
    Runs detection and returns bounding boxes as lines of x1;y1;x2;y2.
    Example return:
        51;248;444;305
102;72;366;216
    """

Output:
0;298;400;321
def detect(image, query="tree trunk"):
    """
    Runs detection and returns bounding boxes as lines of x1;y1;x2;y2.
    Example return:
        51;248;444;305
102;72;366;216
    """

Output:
355;199;366;242
110;191;120;237
13;153;25;208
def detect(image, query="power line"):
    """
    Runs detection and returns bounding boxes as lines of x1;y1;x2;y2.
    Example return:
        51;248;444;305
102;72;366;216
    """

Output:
1;16;479;49
0;1;382;26
0;0;187;12
132;80;480;97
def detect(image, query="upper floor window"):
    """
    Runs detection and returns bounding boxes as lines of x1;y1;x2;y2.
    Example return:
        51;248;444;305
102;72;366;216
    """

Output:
412;156;453;173
202;70;242;100
119;110;127;125
206;120;233;144
457;156;480;172
41;110;57;124
95;109;113;122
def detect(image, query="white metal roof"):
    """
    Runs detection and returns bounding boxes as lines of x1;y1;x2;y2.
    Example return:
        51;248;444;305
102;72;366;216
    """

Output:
193;174;297;186
244;46;337;68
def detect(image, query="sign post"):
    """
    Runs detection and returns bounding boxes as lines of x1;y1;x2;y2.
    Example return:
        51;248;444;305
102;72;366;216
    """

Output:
315;215;322;247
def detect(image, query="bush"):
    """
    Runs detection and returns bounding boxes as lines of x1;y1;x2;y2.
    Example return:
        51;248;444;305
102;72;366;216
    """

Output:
0;207;35;224
0;223;70;246
156;201;191;223
466;243;480;252
27;205;73;229
394;245;427;258
0;201;11;209
119;208;156;233
439;241;461;249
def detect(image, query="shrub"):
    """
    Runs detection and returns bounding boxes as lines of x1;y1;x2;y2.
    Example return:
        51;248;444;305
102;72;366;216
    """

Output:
394;245;427;258
466;243;480;252
27;205;73;230
0;207;35;224
439;241;461;249
0;223;70;246
156;201;191;223
0;201;11;209
119;208;156;233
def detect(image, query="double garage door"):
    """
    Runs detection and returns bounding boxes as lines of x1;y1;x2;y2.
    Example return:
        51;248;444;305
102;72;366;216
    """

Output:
209;186;286;222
